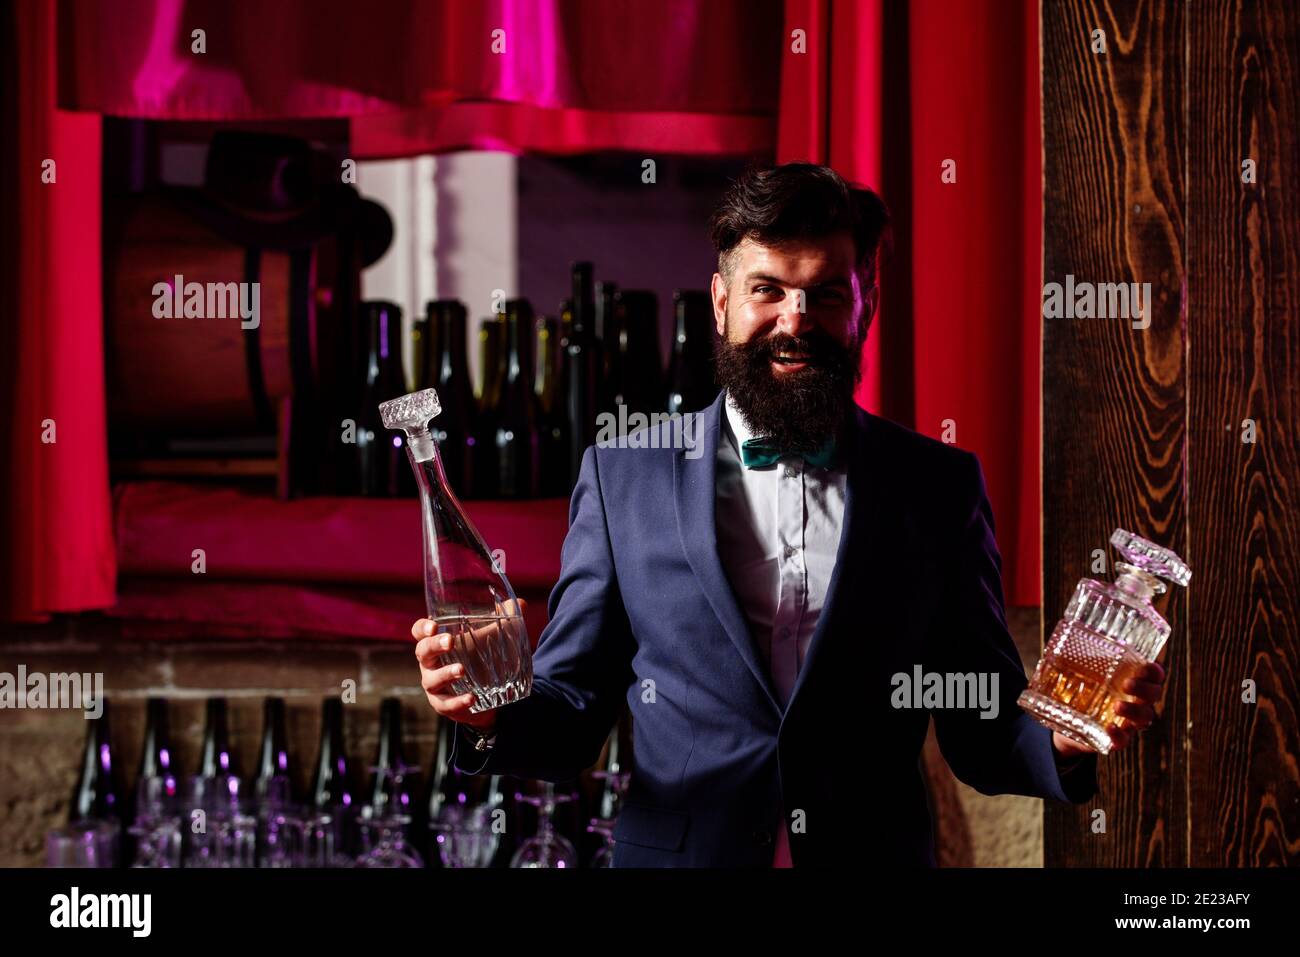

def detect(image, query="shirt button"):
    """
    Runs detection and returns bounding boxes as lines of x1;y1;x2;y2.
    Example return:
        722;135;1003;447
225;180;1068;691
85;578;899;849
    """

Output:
784;545;796;559
783;466;796;479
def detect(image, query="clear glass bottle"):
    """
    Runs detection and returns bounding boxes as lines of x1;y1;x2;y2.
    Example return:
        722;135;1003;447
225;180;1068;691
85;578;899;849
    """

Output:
1018;529;1191;754
380;388;533;712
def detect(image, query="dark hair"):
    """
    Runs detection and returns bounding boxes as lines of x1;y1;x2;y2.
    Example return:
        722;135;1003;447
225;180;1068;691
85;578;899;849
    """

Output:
710;162;891;284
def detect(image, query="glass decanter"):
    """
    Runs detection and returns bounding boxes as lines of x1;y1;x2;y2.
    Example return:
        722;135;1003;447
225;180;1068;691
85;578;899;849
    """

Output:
1018;529;1191;754
380;388;533;712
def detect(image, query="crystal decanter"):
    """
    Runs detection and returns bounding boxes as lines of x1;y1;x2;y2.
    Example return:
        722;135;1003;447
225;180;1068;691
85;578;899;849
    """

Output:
1018;529;1190;754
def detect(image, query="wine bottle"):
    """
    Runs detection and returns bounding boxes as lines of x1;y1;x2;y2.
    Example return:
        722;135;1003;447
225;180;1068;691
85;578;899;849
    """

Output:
357;301;410;496
485;773;518;868
477;315;507;412
564;263;599;483
411;308;429;400
423;300;476;495
473;315;506;497
368;698;423;818
136;697;176;789
424;718;455;836
595;279;618;347
596;279;621;415
310;698;354;811
424;719;513;868
614;289;665;416
199;696;239;779
534;313;570;497
534;313;560;416
597;709;633;821
69;701;123;824
255;697;295;805
424;719;457;867
476;298;540;498
667;289;718;414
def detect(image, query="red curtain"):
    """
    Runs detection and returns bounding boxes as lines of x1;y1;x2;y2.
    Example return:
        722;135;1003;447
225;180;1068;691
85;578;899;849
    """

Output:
57;0;781;156
777;0;1041;605
1;0;116;623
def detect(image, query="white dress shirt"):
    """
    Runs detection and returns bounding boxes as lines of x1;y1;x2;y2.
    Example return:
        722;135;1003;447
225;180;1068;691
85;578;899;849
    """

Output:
714;391;848;866
715;392;848;708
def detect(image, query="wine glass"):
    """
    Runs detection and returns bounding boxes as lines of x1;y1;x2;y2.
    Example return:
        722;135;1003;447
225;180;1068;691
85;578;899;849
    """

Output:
354;765;424;869
182;773;255;868
584;767;629;868
302;810;351;868
510;783;578;868
585;818;617;868
129;776;182;868
181;774;224;868
430;801;497;867
255;775;303;868
46;820;119;868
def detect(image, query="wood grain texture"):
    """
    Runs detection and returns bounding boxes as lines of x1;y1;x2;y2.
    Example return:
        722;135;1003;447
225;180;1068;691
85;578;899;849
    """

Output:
1042;0;1188;866
1043;0;1300;866
1186;0;1300;867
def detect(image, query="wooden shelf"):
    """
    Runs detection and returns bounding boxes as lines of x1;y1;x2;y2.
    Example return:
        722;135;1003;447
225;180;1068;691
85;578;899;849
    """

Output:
108;481;568;642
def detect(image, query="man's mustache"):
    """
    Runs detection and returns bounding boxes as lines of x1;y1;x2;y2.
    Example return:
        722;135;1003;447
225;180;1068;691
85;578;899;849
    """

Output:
745;331;844;364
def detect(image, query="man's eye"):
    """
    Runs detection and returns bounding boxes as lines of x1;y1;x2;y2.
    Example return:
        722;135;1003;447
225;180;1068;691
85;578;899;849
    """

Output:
754;285;780;296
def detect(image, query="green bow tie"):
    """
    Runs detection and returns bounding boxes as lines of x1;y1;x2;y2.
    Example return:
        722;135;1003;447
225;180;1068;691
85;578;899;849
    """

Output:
740;436;838;470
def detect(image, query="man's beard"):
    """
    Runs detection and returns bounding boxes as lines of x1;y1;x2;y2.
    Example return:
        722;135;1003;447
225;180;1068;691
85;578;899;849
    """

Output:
712;315;864;453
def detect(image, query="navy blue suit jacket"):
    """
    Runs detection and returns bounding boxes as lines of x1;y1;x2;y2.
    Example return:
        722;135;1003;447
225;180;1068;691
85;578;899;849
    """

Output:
452;392;1098;866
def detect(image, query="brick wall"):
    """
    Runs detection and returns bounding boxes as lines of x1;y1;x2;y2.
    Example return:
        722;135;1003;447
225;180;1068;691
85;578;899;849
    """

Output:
0;613;437;867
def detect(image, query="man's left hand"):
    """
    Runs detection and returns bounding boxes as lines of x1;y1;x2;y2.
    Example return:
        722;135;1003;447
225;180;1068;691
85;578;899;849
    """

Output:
1052;660;1167;757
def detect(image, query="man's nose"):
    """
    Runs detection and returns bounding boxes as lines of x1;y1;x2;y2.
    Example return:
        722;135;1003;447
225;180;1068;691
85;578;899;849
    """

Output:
774;291;813;336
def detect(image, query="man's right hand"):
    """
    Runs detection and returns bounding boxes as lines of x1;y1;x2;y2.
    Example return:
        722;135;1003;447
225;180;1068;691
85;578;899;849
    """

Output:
412;617;501;733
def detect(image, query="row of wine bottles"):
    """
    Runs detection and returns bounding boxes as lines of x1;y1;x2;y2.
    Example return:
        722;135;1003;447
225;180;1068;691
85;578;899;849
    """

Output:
68;696;629;868
348;262;719;499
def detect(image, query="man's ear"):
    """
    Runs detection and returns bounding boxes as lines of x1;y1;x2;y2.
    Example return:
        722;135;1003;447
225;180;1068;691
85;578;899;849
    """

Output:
863;283;880;320
861;283;880;335
710;272;728;337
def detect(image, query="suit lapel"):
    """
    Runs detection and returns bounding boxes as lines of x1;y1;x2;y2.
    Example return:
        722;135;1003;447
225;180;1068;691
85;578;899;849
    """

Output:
674;394;782;713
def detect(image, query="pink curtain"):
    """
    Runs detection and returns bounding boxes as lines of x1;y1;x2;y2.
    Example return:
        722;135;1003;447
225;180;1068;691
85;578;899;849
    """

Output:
777;0;1041;605
1;0;116;622
57;0;781;157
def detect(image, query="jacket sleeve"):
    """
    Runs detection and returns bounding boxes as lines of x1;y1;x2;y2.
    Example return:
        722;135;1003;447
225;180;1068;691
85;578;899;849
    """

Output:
927;451;1098;804
451;445;636;781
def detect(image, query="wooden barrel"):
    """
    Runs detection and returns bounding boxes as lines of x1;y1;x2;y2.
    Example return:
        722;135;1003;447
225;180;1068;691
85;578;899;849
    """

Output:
104;193;295;435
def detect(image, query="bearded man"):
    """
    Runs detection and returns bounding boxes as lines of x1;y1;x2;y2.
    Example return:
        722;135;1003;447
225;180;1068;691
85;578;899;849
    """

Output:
413;163;1163;867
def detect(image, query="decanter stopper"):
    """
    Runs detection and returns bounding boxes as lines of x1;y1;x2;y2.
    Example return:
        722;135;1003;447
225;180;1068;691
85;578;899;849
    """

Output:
1109;529;1191;587
379;389;442;462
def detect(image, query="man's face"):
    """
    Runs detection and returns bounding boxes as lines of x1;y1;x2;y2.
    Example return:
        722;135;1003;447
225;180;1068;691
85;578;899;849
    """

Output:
709;232;879;451
710;232;874;360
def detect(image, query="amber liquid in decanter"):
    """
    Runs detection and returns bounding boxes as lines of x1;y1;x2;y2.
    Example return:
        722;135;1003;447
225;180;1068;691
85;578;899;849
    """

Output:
1018;529;1190;754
